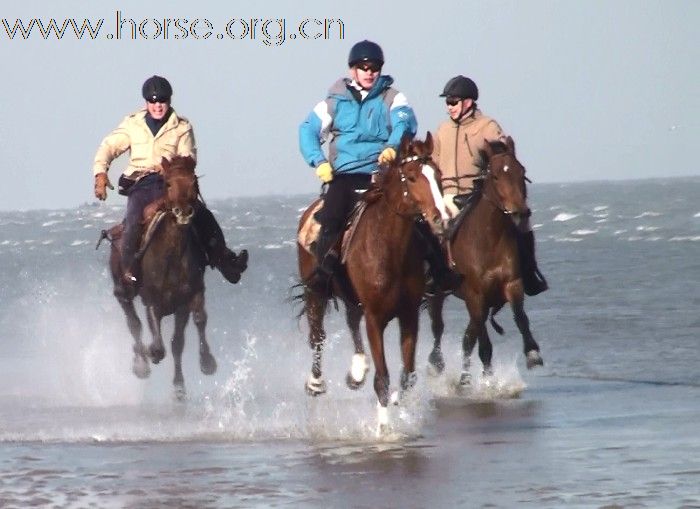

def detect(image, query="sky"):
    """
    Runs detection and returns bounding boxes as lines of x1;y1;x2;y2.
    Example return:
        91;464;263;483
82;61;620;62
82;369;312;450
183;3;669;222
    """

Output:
0;0;697;211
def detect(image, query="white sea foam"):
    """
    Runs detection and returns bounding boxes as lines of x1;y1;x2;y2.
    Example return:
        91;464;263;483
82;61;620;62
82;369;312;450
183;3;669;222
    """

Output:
636;225;660;232
635;211;661;218
70;240;90;246
693;212;700;218
593;206;609;212
669;236;700;242
572;229;598;236
42;220;63;227
553;212;578;222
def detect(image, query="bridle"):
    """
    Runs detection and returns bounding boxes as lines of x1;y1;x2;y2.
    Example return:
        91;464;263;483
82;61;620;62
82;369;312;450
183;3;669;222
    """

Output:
165;172;199;224
391;153;436;217
478;154;531;218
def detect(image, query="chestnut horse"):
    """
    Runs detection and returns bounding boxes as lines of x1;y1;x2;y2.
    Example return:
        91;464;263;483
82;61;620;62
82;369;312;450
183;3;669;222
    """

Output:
297;134;449;433
107;156;217;399
426;137;544;386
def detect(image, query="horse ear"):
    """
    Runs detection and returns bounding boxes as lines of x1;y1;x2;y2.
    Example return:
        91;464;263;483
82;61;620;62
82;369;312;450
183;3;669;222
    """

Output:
482;138;493;158
506;136;515;155
160;157;170;173
184;155;196;172
399;133;412;156
425;131;434;154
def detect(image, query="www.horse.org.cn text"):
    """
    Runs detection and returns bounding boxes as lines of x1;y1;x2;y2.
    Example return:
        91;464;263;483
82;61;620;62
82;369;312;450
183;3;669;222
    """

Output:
1;11;346;46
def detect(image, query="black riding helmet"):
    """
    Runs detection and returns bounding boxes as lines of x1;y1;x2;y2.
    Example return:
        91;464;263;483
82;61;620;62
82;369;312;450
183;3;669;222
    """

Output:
440;75;479;101
142;75;173;102
348;40;384;67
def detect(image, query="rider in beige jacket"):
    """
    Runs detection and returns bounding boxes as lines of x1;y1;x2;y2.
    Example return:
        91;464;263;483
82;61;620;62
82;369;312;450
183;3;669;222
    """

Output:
93;108;196;182
93;75;247;285
434;75;547;296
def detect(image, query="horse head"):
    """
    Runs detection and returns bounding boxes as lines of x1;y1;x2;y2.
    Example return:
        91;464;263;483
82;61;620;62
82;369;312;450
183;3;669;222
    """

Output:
379;132;449;235
160;156;199;225
479;137;530;227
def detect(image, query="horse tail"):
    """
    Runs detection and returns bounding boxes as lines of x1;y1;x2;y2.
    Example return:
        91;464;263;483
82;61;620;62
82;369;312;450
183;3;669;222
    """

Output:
289;278;338;323
489;305;505;335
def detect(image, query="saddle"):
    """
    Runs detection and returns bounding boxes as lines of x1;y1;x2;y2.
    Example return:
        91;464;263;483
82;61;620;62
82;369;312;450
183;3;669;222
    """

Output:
95;203;168;261
445;192;480;241
297;195;371;264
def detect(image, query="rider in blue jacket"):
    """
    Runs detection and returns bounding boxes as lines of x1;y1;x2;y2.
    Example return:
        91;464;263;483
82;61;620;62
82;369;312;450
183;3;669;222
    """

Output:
299;40;462;293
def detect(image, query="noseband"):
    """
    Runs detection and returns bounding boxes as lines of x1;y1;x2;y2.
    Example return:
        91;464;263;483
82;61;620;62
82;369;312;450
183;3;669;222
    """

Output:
480;158;531;218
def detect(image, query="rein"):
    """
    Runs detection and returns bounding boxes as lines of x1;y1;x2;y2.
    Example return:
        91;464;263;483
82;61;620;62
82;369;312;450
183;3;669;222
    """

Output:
479;163;531;218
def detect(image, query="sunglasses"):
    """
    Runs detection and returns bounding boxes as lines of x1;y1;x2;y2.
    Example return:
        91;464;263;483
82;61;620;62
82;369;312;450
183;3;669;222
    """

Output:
147;97;170;104
357;62;381;73
445;97;462;106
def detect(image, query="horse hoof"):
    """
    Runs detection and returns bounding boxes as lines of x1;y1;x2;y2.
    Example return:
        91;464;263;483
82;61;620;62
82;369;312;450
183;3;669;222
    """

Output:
346;353;368;389
149;344;165;364
526;350;544;369
173;385;187;402
132;355;151;379
427;349;445;376
376;404;390;437
346;372;365;390
305;374;327;396
459;371;472;387
200;352;217;375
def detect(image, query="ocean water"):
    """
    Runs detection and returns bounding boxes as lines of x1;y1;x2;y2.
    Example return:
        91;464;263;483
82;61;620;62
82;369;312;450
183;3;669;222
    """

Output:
0;177;698;508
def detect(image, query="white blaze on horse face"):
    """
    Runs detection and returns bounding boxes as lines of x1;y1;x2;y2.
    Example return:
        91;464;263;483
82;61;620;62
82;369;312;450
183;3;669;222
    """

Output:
421;165;450;221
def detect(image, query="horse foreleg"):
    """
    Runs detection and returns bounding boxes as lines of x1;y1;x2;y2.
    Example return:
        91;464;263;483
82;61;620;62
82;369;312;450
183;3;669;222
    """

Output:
172;306;189;400
145;305;166;364
511;297;543;369
397;308;419;402
345;303;368;390
304;288;329;396
191;292;216;375
466;297;493;375
365;312;390;435
426;294;447;376
116;295;150;379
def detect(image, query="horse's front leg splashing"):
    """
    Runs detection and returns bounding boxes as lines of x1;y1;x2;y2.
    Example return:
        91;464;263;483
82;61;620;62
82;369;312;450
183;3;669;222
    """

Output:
171;307;189;401
304;288;328;396
345;303;369;389
145;305;166;364
117;294;150;379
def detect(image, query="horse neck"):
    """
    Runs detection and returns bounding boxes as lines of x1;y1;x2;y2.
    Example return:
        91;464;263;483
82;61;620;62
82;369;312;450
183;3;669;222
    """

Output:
365;176;416;253
466;182;513;245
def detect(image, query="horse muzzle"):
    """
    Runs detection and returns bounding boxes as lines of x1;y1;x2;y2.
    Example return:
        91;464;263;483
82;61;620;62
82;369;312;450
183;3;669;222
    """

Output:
505;207;531;228
172;206;194;225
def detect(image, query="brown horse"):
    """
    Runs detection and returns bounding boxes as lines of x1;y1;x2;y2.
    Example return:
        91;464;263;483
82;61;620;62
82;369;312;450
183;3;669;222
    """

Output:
107;156;217;399
426;137;543;386
297;134;449;433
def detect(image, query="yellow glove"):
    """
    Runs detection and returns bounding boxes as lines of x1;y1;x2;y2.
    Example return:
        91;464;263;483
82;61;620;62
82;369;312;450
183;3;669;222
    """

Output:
315;162;334;183
94;173;114;201
378;147;397;164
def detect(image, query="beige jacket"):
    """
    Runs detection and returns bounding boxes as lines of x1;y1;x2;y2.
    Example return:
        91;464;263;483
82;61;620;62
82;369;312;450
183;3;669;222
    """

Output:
433;109;504;194
92;108;196;178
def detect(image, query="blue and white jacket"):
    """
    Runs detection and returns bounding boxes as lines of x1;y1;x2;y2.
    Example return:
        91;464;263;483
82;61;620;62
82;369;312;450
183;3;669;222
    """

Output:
299;75;417;175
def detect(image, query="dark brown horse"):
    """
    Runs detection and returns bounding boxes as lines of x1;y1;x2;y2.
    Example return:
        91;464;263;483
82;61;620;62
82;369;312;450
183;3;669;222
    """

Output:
297;134;449;433
108;156;217;399
426;137;543;386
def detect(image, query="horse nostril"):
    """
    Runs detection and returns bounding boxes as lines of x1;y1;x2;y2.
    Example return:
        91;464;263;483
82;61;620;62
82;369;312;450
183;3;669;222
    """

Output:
173;207;182;216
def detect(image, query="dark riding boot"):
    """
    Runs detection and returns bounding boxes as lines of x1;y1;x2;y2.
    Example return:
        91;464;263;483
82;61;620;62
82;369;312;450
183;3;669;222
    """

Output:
313;227;340;278
193;204;248;284
518;231;548;296
416;220;463;296
121;222;142;285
